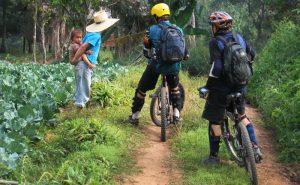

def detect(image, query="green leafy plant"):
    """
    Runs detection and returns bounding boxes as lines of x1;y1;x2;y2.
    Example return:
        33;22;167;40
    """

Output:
248;21;300;162
0;60;127;175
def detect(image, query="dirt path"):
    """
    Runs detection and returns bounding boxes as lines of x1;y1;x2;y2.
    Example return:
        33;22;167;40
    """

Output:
120;124;182;185
246;106;297;185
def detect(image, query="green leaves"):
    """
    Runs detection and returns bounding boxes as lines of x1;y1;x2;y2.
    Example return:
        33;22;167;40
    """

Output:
0;60;126;173
247;21;300;162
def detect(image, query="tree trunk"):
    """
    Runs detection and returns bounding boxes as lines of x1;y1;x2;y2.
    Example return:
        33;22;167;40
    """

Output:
28;40;32;53
59;20;66;59
0;0;7;53
23;36;26;53
53;21;61;60
33;1;37;63
256;0;265;41
41;22;47;63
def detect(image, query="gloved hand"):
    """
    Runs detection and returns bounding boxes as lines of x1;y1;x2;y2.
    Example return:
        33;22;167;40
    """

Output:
198;86;209;99
183;54;189;61
143;48;151;59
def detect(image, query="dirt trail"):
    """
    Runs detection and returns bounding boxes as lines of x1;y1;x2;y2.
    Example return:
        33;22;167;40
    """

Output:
246;106;296;185
120;124;182;185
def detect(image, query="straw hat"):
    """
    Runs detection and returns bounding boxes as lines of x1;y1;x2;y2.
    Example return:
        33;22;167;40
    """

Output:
86;10;119;32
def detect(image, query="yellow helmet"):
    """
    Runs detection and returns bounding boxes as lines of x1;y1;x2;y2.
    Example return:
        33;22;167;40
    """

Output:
151;3;170;17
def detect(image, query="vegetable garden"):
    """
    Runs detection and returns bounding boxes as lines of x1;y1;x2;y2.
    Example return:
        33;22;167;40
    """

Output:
0;61;126;176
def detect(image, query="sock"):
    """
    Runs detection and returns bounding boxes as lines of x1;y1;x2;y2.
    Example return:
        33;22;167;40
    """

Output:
209;136;220;157
173;108;180;118
132;111;140;119
246;123;258;145
209;126;220;157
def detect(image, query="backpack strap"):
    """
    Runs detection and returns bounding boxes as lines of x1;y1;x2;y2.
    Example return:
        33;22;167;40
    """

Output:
216;33;239;45
216;35;228;45
232;33;238;42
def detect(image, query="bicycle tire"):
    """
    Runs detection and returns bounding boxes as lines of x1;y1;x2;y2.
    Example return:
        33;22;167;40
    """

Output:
239;122;258;185
222;114;244;166
150;83;185;127
160;86;167;142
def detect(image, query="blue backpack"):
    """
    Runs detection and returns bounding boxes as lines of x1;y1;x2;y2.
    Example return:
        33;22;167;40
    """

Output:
158;24;186;64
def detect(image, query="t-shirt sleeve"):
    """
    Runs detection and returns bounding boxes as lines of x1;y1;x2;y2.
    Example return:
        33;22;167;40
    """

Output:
83;32;100;47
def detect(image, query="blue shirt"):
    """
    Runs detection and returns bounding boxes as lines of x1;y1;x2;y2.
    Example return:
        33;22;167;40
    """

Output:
148;20;184;75
82;32;101;64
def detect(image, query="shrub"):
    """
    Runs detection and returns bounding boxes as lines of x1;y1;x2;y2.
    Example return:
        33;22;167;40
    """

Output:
182;36;210;76
248;21;300;162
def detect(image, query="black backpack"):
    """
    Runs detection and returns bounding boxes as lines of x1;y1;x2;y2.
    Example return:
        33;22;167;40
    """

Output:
217;33;252;86
157;24;186;64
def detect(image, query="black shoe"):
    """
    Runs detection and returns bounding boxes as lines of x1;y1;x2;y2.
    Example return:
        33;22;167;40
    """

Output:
202;156;220;165
253;145;263;163
128;115;139;126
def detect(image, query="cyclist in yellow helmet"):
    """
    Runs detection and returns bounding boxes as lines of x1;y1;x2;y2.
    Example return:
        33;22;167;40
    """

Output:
128;3;189;125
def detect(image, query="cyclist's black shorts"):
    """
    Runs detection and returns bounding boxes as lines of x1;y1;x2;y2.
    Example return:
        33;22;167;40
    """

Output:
138;64;179;93
202;90;245;124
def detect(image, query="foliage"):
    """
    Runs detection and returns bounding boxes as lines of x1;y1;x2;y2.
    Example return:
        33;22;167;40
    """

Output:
248;21;300;162
17;117;135;184
148;0;197;27
91;81;130;108
0;60;127;176
181;36;210;76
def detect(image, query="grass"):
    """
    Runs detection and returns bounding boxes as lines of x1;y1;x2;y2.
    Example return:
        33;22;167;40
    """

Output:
172;74;251;185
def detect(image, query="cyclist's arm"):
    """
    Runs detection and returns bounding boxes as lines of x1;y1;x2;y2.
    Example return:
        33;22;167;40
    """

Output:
208;39;222;78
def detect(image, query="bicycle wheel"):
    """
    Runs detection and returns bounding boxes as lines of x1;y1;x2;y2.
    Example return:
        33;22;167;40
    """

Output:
150;87;162;126
239;122;258;185
222;113;244;166
160;86;167;142
150;83;185;127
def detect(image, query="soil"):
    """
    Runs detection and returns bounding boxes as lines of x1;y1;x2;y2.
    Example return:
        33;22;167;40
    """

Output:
119;124;182;185
119;106;299;185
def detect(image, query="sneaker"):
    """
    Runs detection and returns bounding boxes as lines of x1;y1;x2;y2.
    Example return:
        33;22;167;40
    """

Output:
128;115;139;126
253;145;263;163
202;155;220;165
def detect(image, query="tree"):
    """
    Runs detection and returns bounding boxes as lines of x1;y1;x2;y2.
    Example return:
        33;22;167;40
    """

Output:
0;0;7;53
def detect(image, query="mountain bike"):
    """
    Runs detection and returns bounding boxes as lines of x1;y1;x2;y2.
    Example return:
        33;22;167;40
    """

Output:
149;76;185;142
198;86;258;185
